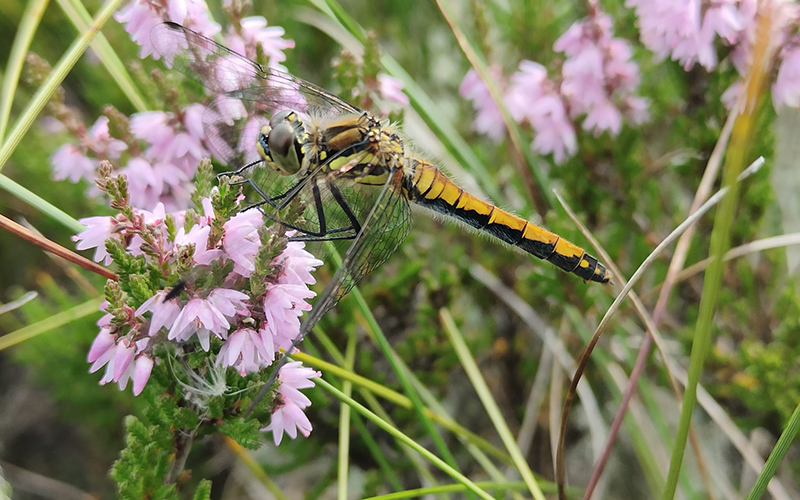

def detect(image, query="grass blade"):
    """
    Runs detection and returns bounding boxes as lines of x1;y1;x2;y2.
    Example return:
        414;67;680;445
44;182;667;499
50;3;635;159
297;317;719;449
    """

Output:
0;0;126;173
0;173;84;233
337;328;356;500
55;0;149;112
0;0;49;141
0;297;103;350
314;377;496;500
439;308;546;500
744;402;800;500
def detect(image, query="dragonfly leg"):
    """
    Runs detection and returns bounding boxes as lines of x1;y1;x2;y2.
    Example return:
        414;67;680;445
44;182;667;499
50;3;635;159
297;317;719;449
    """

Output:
329;182;362;235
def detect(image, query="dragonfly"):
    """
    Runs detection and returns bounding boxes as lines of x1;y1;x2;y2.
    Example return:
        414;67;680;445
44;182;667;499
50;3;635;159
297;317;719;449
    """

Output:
151;22;611;399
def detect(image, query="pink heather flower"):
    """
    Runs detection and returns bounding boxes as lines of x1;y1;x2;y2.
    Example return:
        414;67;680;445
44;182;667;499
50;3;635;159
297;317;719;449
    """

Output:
87;326;117;363
529;93;577;164
225;16;295;70
217;327;276;375
116;0;220;59
376;73;409;106
51;145;96;183
89;338;138;391
459;66;506;142
122;157;191;212
262;398;313;445
73;216;119;265
262;283;316;350
505;61;577;164
137;290;182;336
133;355;154;395
260;361;320;445
555;14;645;136
223;210;264;277
505;61;549;123
85;116;127;159
130;108;207;174
773;45;800;109
113;338;137;381
174;224;223;266
626;0;749;71
168;288;249;350
274;241;324;286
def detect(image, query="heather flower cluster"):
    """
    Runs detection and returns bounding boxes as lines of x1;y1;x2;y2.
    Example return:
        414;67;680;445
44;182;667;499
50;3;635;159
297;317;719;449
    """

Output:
49;0;297;213
627;0;800;111
78;164;323;445
460;8;647;164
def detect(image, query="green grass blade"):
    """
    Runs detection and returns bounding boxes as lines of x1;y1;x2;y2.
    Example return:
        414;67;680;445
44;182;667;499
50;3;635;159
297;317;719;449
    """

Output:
362;481;532;500
0;173;84;233
337;328;356;500
0;297;103;350
0;0;125;173
322;242;463;480
439;308;546;500
661;84;762;500
311;328;404;490
435;0;553;213
0;0;50;141
55;0;149;112
314;377;496;500
745;402;800;500
291;351;510;464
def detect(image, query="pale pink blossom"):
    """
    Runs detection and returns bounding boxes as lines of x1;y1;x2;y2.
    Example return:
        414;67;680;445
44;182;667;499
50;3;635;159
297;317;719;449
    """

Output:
223;210;264;277
89;338;138;391
375;73;409;111
130;109;207;174
85;116;127;159
274;241;324;286
261;398;313;445
51;145;96;183
217;327;276;375
133;355;154;395
116;0;219;59
174;224;223;265
137;290;182;335
505;61;550;123
528;93;577;164
262;283;316;350
626;0;749;71
773;45;800;109
73;216;119;265
459;67;506;142
225;16;295;70
87;326;117;363
260;361;320;445
113;338;137;381
168;288;249;350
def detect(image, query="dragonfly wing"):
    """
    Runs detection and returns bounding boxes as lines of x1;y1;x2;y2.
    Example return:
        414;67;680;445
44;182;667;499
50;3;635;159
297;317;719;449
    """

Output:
150;22;361;115
302;168;412;325
248;168;411;414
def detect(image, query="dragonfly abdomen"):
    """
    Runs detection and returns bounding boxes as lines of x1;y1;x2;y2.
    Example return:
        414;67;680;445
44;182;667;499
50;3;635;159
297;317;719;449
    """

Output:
406;159;611;284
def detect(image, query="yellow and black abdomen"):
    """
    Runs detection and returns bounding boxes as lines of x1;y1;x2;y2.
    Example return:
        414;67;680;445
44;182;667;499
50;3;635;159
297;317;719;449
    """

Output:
405;159;611;284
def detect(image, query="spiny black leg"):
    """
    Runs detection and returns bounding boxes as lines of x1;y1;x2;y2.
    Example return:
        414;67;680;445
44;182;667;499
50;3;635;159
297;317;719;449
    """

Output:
329;183;362;235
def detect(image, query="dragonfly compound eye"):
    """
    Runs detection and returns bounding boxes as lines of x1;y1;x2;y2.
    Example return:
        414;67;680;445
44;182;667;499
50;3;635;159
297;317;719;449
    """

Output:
268;122;301;174
269;110;292;128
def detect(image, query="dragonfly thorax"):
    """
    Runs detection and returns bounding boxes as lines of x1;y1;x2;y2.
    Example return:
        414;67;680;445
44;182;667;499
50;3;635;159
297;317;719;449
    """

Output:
256;110;305;175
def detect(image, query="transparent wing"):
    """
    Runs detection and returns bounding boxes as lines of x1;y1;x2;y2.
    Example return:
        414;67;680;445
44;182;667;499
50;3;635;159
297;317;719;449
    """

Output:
224;148;379;239
150;22;361;116
253;168;412;407
302;168;412;322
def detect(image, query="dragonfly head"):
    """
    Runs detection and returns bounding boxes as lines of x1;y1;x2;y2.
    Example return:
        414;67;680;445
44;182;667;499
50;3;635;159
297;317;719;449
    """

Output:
257;110;304;175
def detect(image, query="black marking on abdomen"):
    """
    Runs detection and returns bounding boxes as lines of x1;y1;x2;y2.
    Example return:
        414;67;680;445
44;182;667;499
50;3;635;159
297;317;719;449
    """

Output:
517;238;557;260
547;251;582;273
